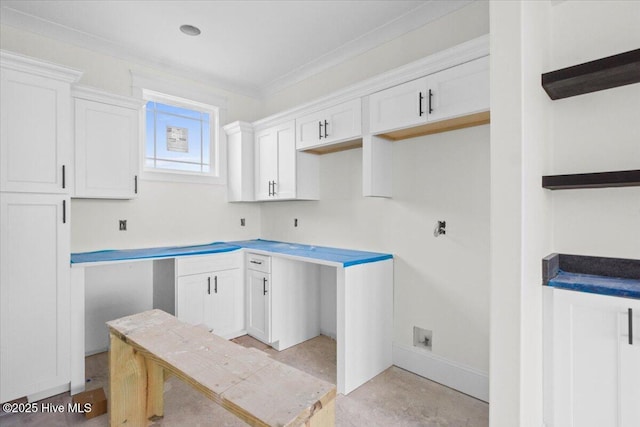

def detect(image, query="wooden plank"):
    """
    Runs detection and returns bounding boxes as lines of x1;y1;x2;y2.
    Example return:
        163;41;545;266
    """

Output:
542;48;640;100
109;332;148;427
108;309;335;427
377;111;490;141
305;139;363;155
542;170;640;190
145;359;164;420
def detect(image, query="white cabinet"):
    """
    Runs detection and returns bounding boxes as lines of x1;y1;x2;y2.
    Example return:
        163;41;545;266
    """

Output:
0;52;82;194
245;253;321;351
544;288;640;427
224;121;254;202
246;253;271;344
175;252;243;339
0;51;80;403
247;269;271;344
368;55;489;135
296;98;362;151
255;120;318;201
0;193;71;403
73;86;143;199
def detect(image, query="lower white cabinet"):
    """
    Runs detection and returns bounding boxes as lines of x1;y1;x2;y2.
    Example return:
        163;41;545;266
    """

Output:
246;268;271;344
544;288;640;427
175;253;243;339
246;253;271;343
245;253;320;350
0;193;70;403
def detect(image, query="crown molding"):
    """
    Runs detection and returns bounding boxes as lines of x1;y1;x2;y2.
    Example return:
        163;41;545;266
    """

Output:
0;49;83;82
253;34;489;130
260;0;474;97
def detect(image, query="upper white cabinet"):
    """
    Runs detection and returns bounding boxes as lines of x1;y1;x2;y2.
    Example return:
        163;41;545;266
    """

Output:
224;121;255;202
73;86;143;199
0;51;82;194
255;120;318;201
296;98;361;151
544;288;640;427
368;55;489;136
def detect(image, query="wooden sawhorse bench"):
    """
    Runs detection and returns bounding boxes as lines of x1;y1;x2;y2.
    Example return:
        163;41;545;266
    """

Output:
107;309;336;426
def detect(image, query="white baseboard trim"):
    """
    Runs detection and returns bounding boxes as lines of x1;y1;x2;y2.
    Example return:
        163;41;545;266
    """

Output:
393;343;489;402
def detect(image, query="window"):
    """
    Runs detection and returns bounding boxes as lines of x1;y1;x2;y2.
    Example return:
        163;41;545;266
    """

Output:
142;90;220;180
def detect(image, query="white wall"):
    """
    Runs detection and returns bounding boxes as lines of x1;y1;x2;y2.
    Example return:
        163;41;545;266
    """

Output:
261;125;491;374
550;0;640;259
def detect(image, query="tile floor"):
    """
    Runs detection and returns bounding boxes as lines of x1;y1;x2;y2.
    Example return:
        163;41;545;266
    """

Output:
0;335;488;426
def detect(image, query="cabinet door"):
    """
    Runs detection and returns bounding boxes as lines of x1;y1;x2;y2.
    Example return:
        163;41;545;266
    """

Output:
620;308;640;426
176;273;213;328
210;269;243;338
274;121;296;200
368;76;428;134
255;127;278;200
75;98;139;199
296;99;361;151
550;289;640;427
426;56;489;123
0;68;72;194
246;269;270;344
0;193;70;403
255;121;296;201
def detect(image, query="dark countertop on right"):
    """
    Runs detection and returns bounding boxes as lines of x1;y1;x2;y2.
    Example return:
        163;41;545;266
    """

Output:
543;253;640;300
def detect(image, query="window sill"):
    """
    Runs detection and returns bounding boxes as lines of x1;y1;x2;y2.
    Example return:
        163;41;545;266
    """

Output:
140;169;226;186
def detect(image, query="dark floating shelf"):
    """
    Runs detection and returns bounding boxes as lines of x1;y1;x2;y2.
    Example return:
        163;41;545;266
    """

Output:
541;48;640;100
542;170;640;190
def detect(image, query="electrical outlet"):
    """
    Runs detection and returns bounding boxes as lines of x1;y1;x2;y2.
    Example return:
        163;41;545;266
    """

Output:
119;220;127;231
240;218;246;226
294;218;298;227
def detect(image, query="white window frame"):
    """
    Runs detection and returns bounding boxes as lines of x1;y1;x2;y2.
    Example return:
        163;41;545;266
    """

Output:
132;71;228;185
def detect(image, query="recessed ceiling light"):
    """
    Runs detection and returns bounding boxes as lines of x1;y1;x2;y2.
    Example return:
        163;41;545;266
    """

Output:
180;24;201;36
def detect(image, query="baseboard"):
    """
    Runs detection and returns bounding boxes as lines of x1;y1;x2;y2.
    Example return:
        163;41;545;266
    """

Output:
393;343;489;402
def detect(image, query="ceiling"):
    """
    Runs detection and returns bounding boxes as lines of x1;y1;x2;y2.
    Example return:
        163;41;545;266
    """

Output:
0;0;473;97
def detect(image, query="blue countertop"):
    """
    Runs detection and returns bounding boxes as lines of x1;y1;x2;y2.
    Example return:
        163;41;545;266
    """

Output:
548;270;640;299
71;242;240;264
71;239;393;267
230;239;393;267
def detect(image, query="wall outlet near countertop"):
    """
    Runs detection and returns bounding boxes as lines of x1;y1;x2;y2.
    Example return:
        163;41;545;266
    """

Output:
119;220;127;231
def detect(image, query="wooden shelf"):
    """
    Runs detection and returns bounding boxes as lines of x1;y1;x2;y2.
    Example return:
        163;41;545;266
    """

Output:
542;170;640;190
542;49;640;100
376;111;490;142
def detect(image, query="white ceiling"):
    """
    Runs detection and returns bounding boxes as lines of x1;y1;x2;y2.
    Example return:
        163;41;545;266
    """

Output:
0;0;473;97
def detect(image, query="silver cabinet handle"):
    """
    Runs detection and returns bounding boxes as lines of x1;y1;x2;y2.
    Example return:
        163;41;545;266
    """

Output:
263;277;268;295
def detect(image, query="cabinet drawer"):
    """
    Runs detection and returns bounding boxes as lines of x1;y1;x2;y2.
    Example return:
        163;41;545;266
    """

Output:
176;252;241;276
246;253;271;273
